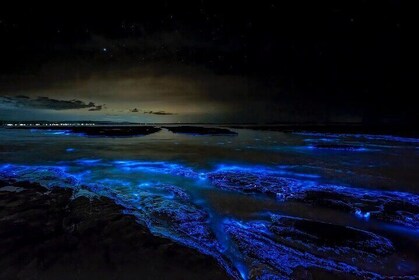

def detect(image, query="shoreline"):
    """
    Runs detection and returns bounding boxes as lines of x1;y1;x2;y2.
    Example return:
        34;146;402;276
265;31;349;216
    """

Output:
3;123;419;138
0;179;229;280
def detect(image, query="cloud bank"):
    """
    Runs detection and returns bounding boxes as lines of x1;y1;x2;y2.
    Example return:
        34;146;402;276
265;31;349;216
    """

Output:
0;96;97;111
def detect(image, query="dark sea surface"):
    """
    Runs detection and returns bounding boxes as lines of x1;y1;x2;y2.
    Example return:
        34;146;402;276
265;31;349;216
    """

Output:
1;127;418;279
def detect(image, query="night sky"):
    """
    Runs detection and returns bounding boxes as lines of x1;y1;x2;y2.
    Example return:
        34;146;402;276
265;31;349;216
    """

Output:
0;1;415;124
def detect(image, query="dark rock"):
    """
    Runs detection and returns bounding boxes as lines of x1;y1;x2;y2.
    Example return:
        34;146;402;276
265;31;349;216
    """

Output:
208;169;304;199
0;164;81;189
152;184;191;201
269;215;394;266
208;168;419;229
223;219;376;280
0;180;230;280
88;182;241;279
164;126;237;135
0;165;241;278
2;164;418;279
301;188;419;229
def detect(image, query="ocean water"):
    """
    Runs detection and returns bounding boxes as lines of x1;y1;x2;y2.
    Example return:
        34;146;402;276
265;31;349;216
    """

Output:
1;127;418;279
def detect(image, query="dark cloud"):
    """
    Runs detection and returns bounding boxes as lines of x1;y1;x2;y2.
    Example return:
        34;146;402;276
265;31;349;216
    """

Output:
88;105;103;111
0;96;96;110
0;2;414;124
144;110;176;116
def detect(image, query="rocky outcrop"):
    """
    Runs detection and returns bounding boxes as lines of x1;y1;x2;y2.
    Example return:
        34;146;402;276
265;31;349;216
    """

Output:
0;180;229;280
208;167;419;229
163;126;237;135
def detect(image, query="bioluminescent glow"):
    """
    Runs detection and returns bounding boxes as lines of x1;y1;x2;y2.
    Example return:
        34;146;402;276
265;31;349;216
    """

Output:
355;209;371;220
75;159;103;166
305;144;370;152
223;218;380;278
295;132;419;144
1;157;418;279
30;129;76;136
213;164;321;179
113;160;201;178
1;3;417;278
208;165;419;229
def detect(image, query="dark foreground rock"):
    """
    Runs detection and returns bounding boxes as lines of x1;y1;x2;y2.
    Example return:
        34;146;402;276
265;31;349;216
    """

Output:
87;182;240;278
222;214;415;279
269;215;394;267
208;168;419;229
223;219;378;280
10;125;161;137
2;164;418;279
163;126;237;135
0;180;229;280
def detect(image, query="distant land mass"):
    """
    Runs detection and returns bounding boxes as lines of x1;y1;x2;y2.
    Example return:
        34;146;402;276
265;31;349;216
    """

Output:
1;120;418;137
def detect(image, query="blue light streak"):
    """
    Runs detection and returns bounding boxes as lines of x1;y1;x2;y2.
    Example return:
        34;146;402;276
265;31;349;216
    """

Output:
1;160;418;279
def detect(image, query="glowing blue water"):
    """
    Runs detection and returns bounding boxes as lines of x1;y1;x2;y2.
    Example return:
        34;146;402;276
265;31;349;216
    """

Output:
0;127;418;279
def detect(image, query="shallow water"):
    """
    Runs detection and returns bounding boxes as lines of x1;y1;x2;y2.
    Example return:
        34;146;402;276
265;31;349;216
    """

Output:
1;127;418;279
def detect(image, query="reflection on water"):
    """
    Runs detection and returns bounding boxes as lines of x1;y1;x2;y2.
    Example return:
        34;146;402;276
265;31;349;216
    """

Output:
0;127;418;279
